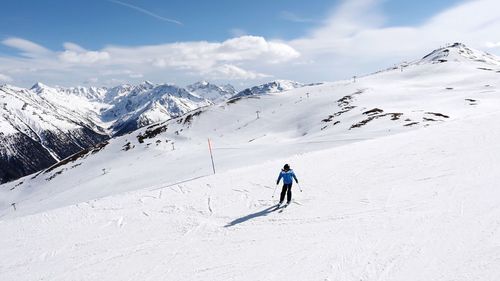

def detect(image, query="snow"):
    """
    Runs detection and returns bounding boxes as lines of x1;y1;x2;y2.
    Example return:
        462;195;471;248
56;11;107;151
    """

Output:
2;44;500;216
0;80;237;172
30;82;108;130
187;81;236;103
3;80;238;140
418;43;500;66
1;109;500;280
105;83;213;134
0;85;83;137
1;43;500;280
0;118;17;135
233;79;309;98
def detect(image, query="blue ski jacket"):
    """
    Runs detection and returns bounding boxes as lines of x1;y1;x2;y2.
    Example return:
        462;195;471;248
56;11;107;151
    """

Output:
277;169;298;185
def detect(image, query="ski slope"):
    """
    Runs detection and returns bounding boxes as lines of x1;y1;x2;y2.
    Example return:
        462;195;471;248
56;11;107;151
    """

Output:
1;109;499;280
3;43;500;218
1;44;500;280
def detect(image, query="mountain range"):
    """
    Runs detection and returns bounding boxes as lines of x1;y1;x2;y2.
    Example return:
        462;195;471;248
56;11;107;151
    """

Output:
3;42;500;211
0;79;308;183
2;43;500;280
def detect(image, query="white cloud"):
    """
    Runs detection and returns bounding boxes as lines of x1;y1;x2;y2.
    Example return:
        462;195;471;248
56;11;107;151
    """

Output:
0;36;298;86
0;73;13;82
485;41;500;48
58;42;110;64
59;50;110;64
100;35;298;78
287;0;500;79
129;73;143;78
2;37;52;58
62;42;87;52
206;64;270;80
83;77;99;84
106;35;299;69
216;36;300;63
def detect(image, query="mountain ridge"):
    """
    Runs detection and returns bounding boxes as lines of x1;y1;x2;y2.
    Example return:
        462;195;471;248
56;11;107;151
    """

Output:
0;80;244;183
1;42;497;185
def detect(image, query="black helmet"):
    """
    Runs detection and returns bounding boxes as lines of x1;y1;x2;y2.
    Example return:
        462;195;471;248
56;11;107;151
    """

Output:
283;164;290;171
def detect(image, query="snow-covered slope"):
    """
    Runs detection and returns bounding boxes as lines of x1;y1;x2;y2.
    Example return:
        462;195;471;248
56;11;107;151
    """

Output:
103;82;213;136
3;43;500;216
419;42;500;65
381;42;500;73
0;84;109;183
59;85;108;101
0;81;237;183
30;82;109;133
1;93;499;281
1;43;500;280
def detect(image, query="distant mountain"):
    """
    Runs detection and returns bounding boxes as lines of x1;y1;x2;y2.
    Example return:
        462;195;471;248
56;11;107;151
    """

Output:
186;81;236;103
105;82;212;136
0;80;236;183
4;42;500;220
59;85;108;101
418;43;500;65
28;80;236;136
32;82;108;101
233;80;314;98
30;82;108;133
0;84;108;183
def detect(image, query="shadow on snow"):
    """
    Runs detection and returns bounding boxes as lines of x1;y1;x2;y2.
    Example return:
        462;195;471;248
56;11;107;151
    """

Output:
225;205;280;227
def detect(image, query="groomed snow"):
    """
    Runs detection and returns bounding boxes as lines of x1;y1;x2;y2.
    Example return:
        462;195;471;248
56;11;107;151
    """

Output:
0;109;499;280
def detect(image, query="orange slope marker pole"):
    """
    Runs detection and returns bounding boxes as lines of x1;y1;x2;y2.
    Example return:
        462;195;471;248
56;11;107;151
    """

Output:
208;138;216;174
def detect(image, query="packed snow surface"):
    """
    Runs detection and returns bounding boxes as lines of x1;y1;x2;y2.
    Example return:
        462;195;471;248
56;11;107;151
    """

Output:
1;111;499;280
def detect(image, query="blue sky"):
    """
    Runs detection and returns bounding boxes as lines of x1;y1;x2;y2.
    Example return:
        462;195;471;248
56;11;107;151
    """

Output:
1;0;499;88
0;0;462;51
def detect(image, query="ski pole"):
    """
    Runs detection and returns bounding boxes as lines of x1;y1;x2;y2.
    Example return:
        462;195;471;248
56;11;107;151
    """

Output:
272;184;279;198
297;183;303;192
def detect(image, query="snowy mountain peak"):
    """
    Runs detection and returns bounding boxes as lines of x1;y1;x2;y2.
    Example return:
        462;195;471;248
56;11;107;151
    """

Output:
187;80;224;90
30;82;51;93
141;80;155;87
420;42;500;65
134;81;156;92
29;82;108;102
186;81;236;103
269;79;305;90
220;83;236;93
103;82;212;135
0;83;23;92
233;80;307;98
61;86;108;101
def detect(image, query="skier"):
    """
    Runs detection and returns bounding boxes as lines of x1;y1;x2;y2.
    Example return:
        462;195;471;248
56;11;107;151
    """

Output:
276;164;299;206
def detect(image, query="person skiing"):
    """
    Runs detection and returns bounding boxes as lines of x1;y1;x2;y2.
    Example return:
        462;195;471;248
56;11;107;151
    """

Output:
276;164;299;206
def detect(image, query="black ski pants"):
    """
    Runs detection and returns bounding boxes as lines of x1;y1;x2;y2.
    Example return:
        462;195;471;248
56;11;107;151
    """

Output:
280;183;292;203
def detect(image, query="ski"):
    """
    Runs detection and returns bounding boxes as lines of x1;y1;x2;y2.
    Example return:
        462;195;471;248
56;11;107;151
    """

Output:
278;203;290;213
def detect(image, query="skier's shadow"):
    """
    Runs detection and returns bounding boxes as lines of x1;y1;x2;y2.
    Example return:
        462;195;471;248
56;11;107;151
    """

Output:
224;205;279;227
